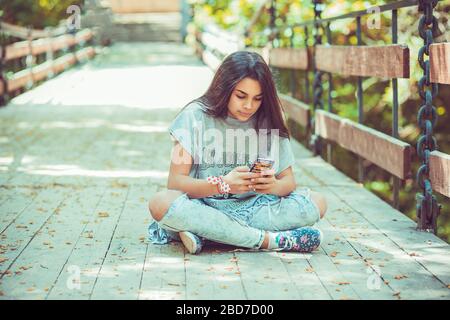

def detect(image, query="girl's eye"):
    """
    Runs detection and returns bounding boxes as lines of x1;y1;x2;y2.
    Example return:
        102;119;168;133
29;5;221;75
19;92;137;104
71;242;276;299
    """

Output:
236;95;245;99
255;98;262;101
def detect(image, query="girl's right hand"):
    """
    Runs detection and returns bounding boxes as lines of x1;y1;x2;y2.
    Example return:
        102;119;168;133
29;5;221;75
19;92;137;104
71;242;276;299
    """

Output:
222;166;261;194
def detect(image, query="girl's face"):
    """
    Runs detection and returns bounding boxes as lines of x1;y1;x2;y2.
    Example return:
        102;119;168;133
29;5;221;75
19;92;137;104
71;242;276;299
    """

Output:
227;77;263;122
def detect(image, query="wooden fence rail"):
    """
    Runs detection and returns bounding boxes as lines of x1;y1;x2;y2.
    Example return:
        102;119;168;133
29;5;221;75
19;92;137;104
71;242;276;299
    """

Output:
0;22;96;101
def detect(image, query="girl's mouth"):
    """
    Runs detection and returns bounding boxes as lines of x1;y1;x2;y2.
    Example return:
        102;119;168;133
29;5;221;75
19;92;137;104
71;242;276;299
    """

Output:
239;111;252;117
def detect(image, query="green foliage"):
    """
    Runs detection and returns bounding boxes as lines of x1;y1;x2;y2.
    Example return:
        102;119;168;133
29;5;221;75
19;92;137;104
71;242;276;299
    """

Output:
0;0;83;28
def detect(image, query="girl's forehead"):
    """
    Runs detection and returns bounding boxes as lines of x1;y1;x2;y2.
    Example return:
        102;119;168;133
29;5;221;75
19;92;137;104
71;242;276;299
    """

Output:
234;77;262;94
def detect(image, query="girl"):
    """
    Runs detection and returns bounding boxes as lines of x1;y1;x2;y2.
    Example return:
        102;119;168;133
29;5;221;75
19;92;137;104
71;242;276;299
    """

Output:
148;51;327;254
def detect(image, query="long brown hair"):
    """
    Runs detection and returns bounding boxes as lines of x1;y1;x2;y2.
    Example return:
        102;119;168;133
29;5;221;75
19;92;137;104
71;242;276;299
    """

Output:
189;51;290;138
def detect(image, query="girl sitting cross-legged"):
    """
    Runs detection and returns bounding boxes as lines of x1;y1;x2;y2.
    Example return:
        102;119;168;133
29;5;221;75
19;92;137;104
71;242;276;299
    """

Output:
148;51;327;254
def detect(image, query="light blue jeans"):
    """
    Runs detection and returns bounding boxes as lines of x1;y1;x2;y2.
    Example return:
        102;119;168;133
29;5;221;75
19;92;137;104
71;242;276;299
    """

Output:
149;188;321;249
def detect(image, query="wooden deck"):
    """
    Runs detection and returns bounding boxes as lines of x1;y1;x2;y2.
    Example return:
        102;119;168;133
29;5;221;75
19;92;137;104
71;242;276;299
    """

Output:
0;42;449;300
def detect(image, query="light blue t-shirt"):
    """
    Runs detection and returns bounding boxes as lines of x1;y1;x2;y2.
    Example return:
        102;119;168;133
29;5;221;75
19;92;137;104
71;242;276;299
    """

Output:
168;102;295;215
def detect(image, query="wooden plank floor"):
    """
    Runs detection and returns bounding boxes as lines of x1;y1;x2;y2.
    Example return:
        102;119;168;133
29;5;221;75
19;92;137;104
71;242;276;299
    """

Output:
0;42;449;300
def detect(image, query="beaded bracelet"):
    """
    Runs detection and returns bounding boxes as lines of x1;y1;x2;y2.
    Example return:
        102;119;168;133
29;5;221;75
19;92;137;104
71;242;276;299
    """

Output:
206;175;231;196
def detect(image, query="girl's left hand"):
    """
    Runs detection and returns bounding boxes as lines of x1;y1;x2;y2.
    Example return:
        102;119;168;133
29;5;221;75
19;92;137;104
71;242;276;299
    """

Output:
248;169;278;194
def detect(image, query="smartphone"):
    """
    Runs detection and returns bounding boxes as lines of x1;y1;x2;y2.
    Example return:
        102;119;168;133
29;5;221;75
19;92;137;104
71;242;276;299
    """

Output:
250;157;274;174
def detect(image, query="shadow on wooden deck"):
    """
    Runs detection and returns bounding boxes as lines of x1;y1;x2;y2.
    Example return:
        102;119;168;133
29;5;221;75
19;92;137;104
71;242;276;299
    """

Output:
0;42;449;300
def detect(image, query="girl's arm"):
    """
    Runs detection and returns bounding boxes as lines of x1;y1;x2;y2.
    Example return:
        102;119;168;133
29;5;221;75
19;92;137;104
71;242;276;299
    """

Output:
167;142;219;199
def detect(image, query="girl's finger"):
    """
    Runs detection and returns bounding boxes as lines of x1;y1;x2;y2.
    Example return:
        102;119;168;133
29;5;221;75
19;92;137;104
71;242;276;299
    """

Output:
242;172;261;179
261;169;276;176
251;177;275;184
235;166;250;172
253;183;272;190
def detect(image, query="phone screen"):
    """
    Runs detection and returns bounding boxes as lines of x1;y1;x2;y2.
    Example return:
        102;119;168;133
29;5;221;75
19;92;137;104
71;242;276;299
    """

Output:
250;158;274;173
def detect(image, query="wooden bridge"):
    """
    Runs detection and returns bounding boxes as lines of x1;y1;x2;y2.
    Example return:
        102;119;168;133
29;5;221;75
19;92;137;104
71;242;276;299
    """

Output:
0;0;449;300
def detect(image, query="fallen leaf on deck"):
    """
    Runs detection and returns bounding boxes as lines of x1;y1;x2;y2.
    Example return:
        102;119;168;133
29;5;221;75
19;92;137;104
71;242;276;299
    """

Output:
394;274;408;280
0;257;8;263
98;212;109;218
384;280;390;285
336;281;351;285
305;267;314;273
26;287;35;292
111;181;128;188
19;265;32;271
220;285;228;289
330;251;338;257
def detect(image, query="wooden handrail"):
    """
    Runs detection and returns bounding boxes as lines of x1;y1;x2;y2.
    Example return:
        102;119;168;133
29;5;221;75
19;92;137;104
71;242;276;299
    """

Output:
3;29;94;62
430;43;450;85
429;151;450;198
315;45;410;79
0;47;96;96
315;110;412;180
0;21;66;40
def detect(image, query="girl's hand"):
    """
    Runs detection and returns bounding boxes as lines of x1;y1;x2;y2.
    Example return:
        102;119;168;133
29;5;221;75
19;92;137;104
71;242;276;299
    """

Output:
249;169;278;194
222;166;261;194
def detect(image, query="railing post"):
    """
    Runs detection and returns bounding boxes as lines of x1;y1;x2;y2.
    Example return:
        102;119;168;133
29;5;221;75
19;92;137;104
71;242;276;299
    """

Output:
25;26;35;90
304;26;310;104
326;21;333;164
269;0;276;47
356;16;365;184
289;28;296;97
310;0;323;155
416;0;441;233
392;9;400;209
68;24;78;65
0;19;8;107
45;27;55;80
